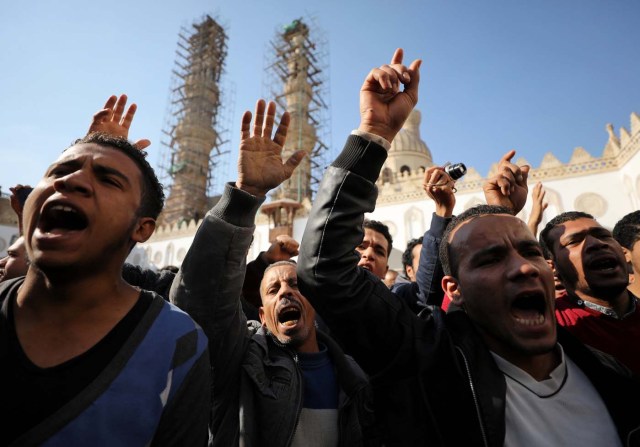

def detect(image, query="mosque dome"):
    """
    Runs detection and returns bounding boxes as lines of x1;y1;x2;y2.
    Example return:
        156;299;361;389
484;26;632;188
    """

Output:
381;110;433;183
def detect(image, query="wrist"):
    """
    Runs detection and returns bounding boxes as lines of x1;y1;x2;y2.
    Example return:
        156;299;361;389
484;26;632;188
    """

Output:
357;123;396;144
435;205;453;218
236;182;267;198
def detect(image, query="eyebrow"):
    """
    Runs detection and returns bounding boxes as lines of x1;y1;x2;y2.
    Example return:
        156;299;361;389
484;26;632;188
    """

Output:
94;164;131;186
46;159;131;187
560;227;610;244
469;244;505;260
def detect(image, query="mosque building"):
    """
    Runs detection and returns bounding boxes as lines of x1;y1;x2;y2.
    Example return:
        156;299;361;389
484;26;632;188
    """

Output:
130;108;640;272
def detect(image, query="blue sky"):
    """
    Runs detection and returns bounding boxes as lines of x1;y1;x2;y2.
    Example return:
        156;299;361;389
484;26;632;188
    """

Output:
1;0;639;196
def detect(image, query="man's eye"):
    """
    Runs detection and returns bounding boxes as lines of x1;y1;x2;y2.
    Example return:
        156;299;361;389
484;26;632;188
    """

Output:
102;177;121;187
524;248;543;258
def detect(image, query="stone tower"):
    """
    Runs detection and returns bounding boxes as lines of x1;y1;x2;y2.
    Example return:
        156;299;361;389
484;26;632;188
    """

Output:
263;18;329;242
267;18;329;204
160;15;228;226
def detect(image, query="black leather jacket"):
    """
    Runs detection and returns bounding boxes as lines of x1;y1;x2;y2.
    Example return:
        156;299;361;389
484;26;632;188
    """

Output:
297;135;640;446
170;183;377;447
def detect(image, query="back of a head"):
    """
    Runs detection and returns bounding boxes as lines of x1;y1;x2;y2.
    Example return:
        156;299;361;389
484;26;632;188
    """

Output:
612;210;640;250
539;211;594;259
72;133;165;220
440;204;514;277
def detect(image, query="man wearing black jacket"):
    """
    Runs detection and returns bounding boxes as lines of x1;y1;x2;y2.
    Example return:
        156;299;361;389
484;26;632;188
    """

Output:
297;48;640;446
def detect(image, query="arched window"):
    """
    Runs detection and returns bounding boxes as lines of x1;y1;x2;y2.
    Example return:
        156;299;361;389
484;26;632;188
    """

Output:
404;207;424;240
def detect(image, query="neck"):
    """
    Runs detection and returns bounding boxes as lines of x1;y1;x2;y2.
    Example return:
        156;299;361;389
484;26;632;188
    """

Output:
496;346;561;381
17;263;136;321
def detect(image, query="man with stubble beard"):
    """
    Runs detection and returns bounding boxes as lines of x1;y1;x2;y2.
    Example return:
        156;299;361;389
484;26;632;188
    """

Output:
170;99;376;446
540;211;640;375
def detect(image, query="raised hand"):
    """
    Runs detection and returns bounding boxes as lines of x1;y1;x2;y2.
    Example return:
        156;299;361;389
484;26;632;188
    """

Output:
264;235;300;263
527;182;548;235
422;166;456;217
236;100;306;197
88;94;151;150
358;48;421;144
483;150;530;214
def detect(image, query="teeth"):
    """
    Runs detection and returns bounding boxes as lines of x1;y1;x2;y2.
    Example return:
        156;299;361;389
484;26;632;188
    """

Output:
51;205;77;213
515;314;545;326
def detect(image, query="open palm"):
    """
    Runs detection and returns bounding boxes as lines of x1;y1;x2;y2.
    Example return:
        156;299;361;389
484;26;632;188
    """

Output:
236;100;306;197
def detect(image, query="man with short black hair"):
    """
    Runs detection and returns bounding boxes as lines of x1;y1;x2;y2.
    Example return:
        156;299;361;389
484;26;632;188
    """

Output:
613;210;640;297
540;210;640;374
0;103;210;445
298;49;640;445
358;219;393;279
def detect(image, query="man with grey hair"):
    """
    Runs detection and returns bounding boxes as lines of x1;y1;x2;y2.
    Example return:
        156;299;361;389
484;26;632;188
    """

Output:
170;99;375;446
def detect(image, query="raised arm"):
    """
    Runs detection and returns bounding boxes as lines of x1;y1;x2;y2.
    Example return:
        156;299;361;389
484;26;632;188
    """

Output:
169;99;303;439
417;167;456;307
483;149;530;214
170;99;304;358
87;94;151;150
243;235;300;309
298;49;422;375
527;182;548;236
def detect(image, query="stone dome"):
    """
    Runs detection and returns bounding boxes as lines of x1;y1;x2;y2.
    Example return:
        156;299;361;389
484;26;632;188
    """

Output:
381;110;433;182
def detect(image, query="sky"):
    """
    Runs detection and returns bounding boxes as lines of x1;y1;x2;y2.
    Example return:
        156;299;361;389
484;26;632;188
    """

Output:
1;0;639;197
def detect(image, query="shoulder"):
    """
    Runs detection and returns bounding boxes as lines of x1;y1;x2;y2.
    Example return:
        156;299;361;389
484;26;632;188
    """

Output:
146;292;209;351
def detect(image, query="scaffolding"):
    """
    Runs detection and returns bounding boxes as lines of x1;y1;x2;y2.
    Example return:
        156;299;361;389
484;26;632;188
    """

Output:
158;15;230;227
264;17;331;204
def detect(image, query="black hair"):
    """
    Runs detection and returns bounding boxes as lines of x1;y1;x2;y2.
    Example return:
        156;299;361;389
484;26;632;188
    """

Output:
402;237;423;275
539;211;594;259
71;133;165;219
439;205;513;277
363;219;393;257
612;210;640;250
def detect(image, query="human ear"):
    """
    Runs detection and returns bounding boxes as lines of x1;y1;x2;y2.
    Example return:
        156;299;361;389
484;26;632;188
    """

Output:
258;307;266;325
442;276;463;306
131;217;156;244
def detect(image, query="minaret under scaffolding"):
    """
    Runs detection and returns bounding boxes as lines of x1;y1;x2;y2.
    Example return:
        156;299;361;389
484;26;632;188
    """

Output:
159;15;228;227
266;18;330;204
263;18;330;241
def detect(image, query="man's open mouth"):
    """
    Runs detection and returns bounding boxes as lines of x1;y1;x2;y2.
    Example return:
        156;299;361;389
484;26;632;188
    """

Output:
511;291;547;326
38;203;89;233
587;256;619;272
277;305;302;328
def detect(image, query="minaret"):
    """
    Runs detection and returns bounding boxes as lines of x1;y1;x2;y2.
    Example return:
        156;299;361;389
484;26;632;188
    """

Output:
262;18;329;242
267;18;329;204
159;15;228;226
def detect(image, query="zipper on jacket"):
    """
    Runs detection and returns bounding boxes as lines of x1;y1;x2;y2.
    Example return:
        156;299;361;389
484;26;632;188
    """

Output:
285;349;303;447
456;346;489;447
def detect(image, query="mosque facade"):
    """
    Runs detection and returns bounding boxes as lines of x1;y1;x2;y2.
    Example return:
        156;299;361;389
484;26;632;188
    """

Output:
129;109;640;272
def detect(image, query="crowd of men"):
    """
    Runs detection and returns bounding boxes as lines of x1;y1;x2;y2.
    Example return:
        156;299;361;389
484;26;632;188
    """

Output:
2;48;640;446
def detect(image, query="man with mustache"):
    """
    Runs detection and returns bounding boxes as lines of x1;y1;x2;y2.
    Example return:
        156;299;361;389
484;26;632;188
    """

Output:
540;211;640;374
170;99;375;446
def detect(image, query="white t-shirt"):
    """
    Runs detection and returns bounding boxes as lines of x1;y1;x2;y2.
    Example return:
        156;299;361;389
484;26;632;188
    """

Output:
491;345;622;447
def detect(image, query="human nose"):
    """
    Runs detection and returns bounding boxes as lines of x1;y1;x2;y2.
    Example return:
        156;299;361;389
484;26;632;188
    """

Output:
507;253;540;280
361;247;376;260
0;256;8;268
53;169;93;196
584;234;608;252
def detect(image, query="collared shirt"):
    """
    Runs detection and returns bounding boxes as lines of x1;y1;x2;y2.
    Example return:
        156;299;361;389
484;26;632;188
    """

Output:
575;292;638;319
